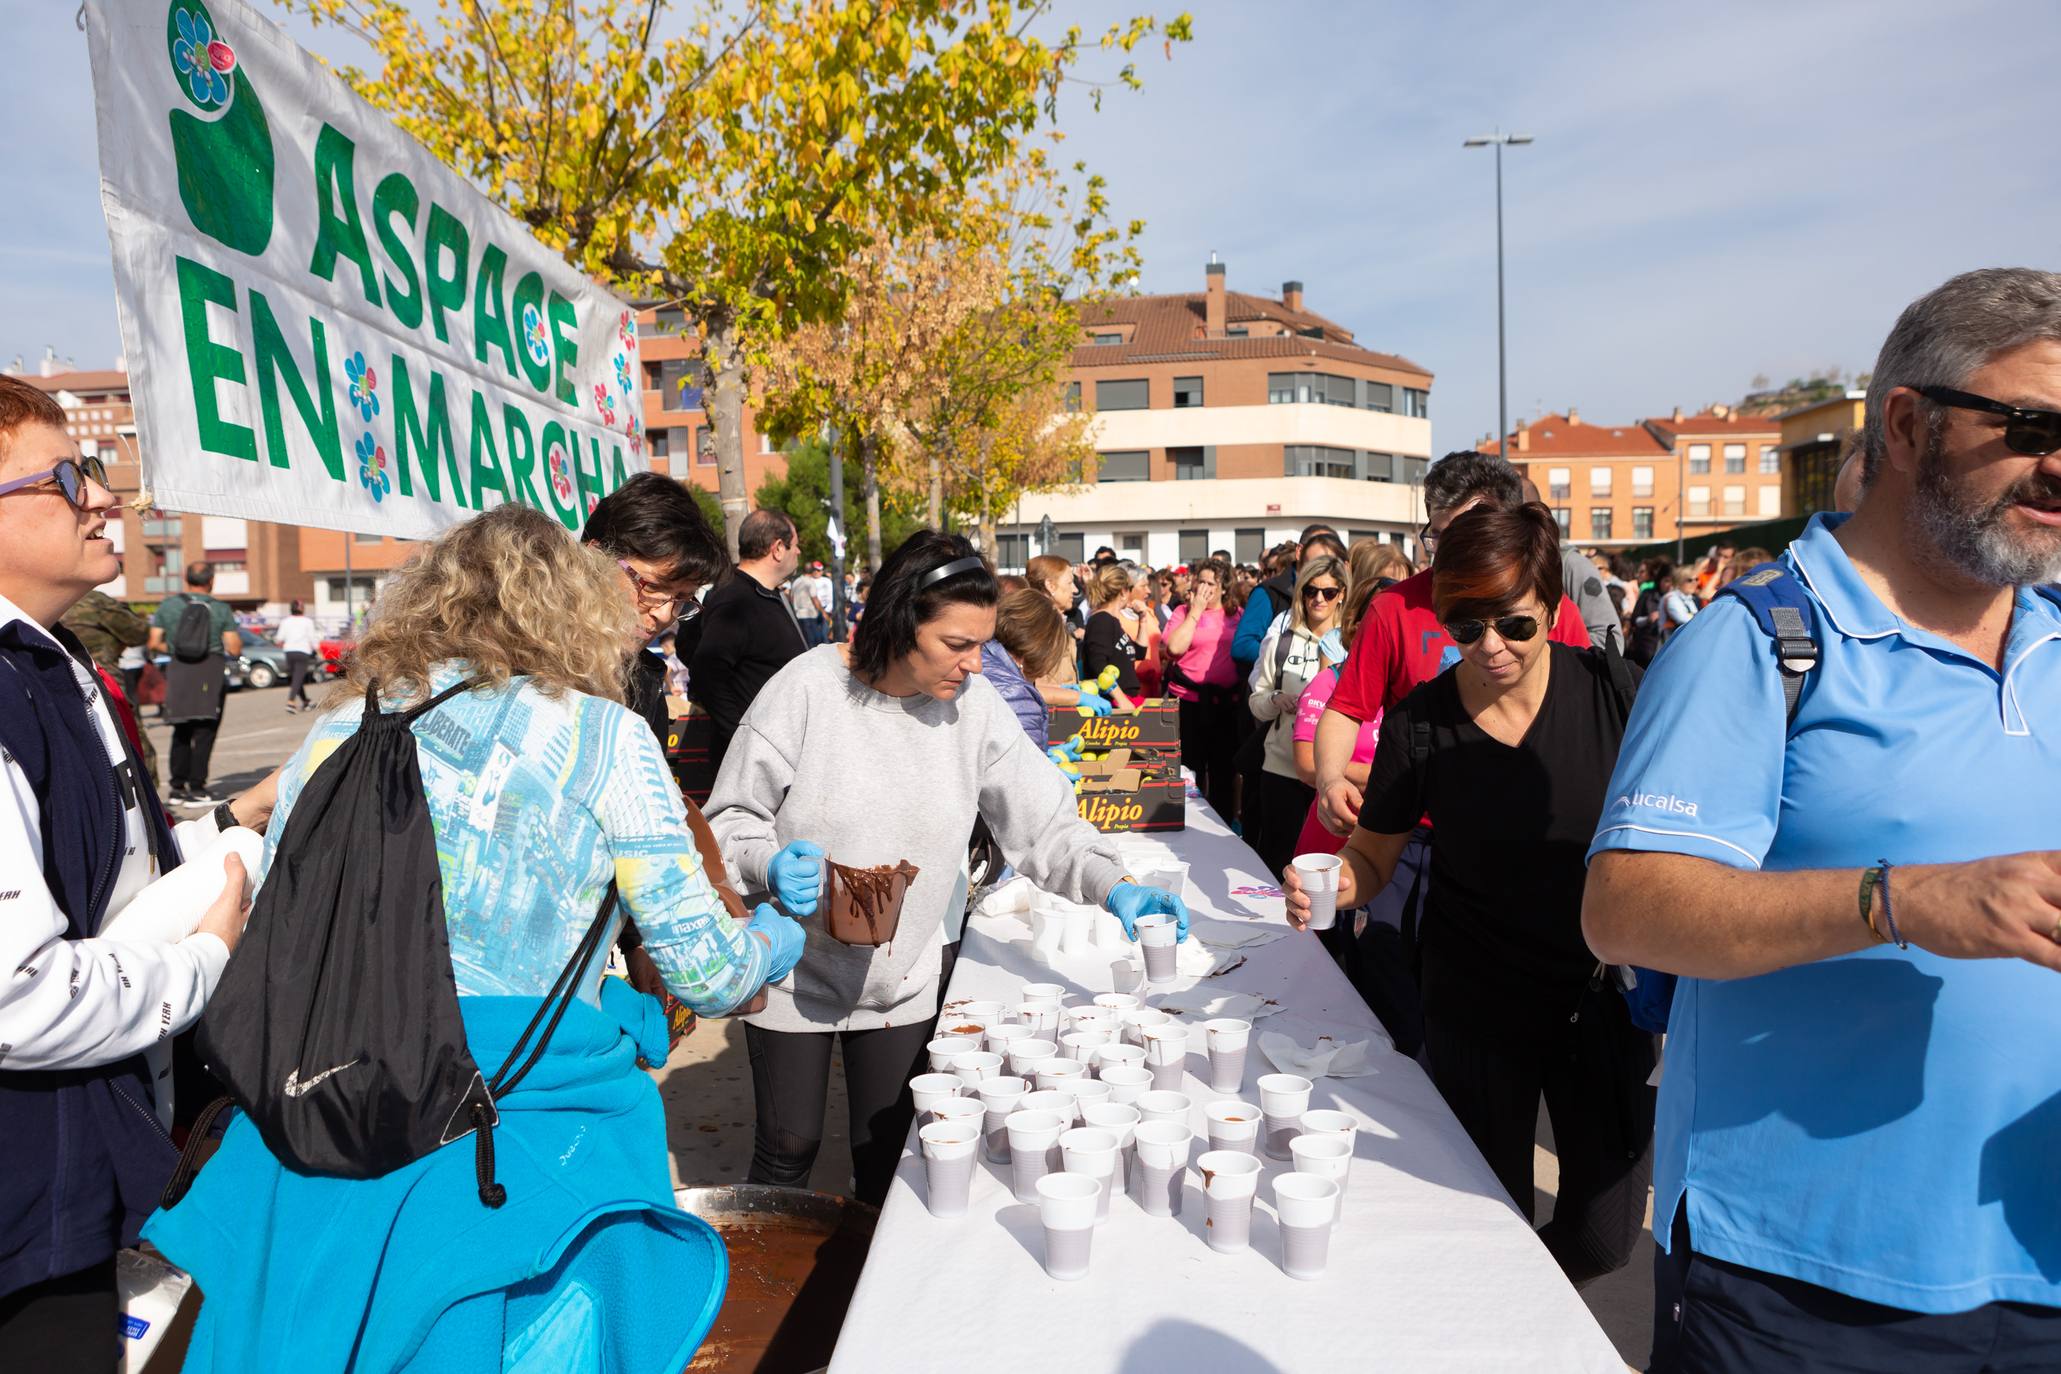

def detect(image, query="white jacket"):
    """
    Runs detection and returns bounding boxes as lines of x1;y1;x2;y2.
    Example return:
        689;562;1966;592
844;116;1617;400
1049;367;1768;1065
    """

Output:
1247;624;1337;780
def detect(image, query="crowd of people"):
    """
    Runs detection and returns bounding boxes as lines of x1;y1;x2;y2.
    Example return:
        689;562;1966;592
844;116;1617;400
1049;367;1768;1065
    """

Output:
0;265;2055;1373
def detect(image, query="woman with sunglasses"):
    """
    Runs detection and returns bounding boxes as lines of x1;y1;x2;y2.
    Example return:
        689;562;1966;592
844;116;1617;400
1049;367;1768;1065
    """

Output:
1245;554;1348;882
1283;502;1657;1288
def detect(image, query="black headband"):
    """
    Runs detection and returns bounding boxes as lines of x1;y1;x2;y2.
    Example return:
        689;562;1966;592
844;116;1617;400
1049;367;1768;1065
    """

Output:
916;555;987;590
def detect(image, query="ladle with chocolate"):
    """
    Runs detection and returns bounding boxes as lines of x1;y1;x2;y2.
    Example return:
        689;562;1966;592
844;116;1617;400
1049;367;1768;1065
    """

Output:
825;858;921;947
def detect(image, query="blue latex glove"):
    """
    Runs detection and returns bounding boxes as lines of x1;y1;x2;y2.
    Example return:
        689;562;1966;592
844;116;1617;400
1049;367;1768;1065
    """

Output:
1106;881;1190;943
746;903;807;984
1076;689;1113;717
766;839;825;917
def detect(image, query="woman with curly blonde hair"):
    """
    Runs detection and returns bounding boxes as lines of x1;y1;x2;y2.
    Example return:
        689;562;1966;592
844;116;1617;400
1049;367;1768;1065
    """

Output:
149;504;801;1372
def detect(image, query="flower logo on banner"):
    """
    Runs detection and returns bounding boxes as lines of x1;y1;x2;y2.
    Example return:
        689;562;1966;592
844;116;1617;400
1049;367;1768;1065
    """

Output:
625;415;643;459
546;440;574;506
617;310;637;353
584;487;601;518
521;304;550;369
344;351;379;422
593;384;616;429
613;351;633;400
172;7;235;108
354;432;391;503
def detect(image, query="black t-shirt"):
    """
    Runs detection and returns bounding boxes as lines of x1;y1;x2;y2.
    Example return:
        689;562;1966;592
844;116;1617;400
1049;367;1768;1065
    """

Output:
688;572;807;763
1359;642;1634;1003
1081;610;1142;695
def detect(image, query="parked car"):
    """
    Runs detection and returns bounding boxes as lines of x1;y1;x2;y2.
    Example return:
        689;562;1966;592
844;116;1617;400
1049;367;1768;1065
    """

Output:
235;632;291;690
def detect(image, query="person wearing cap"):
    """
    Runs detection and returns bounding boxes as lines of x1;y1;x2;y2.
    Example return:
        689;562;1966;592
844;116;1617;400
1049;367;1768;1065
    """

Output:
707;531;1190;1206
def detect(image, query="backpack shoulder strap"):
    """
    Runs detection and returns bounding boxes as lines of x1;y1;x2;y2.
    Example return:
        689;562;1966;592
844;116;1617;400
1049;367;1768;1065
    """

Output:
1714;563;1818;722
1599;637;1638;721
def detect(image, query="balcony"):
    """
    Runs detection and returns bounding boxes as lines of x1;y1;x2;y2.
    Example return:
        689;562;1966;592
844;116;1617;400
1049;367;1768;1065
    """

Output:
1085;402;1431;460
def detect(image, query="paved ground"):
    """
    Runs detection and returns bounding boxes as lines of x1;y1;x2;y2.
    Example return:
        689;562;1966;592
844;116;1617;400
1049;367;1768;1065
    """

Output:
172;687;1654;1369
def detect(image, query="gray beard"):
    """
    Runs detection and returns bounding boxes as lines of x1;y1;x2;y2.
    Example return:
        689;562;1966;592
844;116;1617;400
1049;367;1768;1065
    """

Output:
1911;432;2061;587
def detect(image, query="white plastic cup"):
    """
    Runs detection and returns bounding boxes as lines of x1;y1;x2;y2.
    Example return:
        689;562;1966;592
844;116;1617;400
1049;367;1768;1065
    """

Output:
919;1120;981;1217
908;1073;964;1120
1060;1029;1113;1064
953;999;1006;1024
1256;1074;1314;1161
1092;1042;1146;1077
1015;1003;1061;1040
1094;911;1132;952
1035;1173;1101;1281
1291;853;1343;932
1020;983;1067;1010
1299;1108;1358;1142
984;1022;1033;1057
1130;1120;1194;1217
1065;1079;1113;1117
1141;1022;1192;1092
1203;1098;1261;1154
1196;1150;1262;1254
950;1050;1004;1089
1289;1132;1352;1187
1018;1088;1077;1127
1092;993;1142;1014
1006;1109;1067;1204
1135;1089;1191;1126
928;1095;985;1133
1063;1006;1117;1035
1007;1039;1059;1080
1135;913;1179;983
1202;1018;1252;1094
1059;902;1095;955
1098;1065;1154;1105
1080;1102;1141;1189
927;1035;980;1074
1120;1008;1171;1047
936;1013;990;1041
1037;1060;1089;1094
1273;1173;1342;1279
1059;1126;1120;1222
975;1075;1030;1164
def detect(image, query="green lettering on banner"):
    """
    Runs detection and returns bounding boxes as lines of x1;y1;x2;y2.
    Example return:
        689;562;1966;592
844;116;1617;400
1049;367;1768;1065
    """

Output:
576;433;607;515
547;290;579;404
308;125;381;309
538;418;577;530
174;256;258;464
472;244;516;379
372;172;423;330
502;403;543;511
608;443;628;490
249;289;342;480
466;390;510;506
512;271;551;394
423;202;469;345
390;356;468;509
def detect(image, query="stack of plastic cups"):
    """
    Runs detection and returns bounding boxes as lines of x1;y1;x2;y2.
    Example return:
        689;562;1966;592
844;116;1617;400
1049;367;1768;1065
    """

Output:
1141;1021;1191;1092
1035;1173;1101;1281
975;1075;1029;1164
919;1120;981;1217
1256;1074;1313;1161
1196;1151;1262;1253
1203;1099;1260;1154
1202;1018;1252;1094
1129;1121;1193;1217
1006;1109;1066;1204
1059;1127;1119;1221
1273;1174;1342;1279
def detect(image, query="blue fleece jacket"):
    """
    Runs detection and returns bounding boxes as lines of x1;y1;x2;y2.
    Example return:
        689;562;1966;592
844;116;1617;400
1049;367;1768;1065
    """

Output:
144;987;726;1373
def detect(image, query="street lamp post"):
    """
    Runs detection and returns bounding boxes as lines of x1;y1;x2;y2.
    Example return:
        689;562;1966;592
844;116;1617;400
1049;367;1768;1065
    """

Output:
1463;131;1534;463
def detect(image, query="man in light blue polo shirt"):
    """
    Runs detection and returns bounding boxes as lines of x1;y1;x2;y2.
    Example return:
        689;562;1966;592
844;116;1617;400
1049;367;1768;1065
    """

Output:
1584;268;2061;1373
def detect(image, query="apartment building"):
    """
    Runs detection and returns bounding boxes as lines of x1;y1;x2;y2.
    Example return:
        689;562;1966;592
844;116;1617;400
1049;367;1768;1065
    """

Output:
1777;390;1866;520
634;304;790;499
1494;404;1784;549
996;263;1434;568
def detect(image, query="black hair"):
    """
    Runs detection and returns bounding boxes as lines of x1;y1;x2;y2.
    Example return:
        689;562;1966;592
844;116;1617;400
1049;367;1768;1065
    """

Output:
737;507;797;561
849;529;999;680
582;471;729;587
1297;523;1336;545
1422;451;1524;515
1299;532;1347;564
185;561;213;586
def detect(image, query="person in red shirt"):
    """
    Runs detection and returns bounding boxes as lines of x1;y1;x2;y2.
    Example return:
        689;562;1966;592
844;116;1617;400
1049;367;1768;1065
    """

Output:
1316;452;1590;835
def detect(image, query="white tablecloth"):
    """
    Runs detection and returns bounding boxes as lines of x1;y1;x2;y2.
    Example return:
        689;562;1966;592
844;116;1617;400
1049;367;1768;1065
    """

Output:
829;792;1623;1373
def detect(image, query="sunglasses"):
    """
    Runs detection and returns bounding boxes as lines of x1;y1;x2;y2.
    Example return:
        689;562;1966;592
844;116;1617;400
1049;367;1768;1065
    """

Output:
1916;386;2061;457
0;454;110;509
1445;614;1541;646
1302;584;1342;602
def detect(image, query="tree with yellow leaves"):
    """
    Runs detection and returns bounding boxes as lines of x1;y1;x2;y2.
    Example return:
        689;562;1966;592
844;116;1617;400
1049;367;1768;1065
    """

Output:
282;0;1190;553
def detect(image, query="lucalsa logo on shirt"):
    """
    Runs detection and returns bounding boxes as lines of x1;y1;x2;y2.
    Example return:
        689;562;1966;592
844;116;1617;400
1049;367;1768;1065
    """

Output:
1618;790;1700;819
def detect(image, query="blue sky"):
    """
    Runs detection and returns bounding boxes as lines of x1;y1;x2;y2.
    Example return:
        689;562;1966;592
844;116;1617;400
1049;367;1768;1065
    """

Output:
9;0;2059;450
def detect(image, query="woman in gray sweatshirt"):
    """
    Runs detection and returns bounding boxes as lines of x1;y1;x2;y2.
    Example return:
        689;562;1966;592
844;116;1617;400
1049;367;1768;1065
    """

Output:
707;531;1189;1204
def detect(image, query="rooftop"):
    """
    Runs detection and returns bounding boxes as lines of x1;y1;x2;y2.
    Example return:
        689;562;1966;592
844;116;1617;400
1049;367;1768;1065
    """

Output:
1486;411;1671;458
1643;406;1782;441
1072;269;1431;378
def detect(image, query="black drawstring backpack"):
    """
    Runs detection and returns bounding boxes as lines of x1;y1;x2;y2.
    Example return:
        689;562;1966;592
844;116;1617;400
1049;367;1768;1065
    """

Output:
187;677;617;1209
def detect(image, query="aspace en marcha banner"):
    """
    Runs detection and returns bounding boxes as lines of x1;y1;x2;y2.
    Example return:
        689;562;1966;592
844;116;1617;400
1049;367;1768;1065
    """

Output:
83;0;643;540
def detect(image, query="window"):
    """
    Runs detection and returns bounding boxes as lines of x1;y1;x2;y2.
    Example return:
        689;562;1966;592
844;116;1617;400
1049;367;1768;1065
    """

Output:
668;449;691;479
996;533;1030;569
1170;446;1214;481
1552;508;1571;537
1115;531;1147;559
1361;452;1394;482
1095;379;1149;411
1590;508;1614;541
1097;450;1149;483
696;429;716;465
1632;465;1655;497
1052;532;1085;564
1283;444;1355;479
353;530;383;544
1632;507;1654;540
649;428;671;458
1688;485;1711;516
643;361;662;392
653;306;687;333
1760;446;1781;475
1065;381;1082;412
1547;468;1571;500
1724;442;1746;474
1172;376;1204;409
1225;325;1248;338
1235;528;1264;563
1268;372;1355;406
1093;333;1124;346
1402;387;1430;419
658;358;699;410
1759;486;1783;518
1688;443;1711;474
1363;381;1394;413
1399;456;1428;483
1178;529;1209;564
1723;485;1746;516
1590;467;1613;498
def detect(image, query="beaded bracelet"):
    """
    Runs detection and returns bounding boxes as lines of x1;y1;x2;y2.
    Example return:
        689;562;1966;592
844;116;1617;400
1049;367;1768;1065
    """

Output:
1876;859;1908;949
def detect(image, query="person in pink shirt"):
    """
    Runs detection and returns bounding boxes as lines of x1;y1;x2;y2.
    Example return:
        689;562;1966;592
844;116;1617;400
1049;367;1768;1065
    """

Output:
1161;557;1239;821
1291;666;1376;859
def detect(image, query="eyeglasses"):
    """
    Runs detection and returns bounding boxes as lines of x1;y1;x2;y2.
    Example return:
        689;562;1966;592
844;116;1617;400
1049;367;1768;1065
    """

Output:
1302;585;1342;602
1916;385;2061;456
0;455;109;509
1445;614;1541;646
615;558;695;618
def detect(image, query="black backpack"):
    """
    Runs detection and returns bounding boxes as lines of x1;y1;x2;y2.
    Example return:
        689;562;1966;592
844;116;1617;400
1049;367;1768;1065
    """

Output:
188;677;617;1208
170;596;215;663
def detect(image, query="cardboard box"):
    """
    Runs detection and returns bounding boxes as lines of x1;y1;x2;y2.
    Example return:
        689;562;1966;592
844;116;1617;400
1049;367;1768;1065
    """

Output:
664;712;719;808
1069;742;1185;833
1047;698;1181;753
